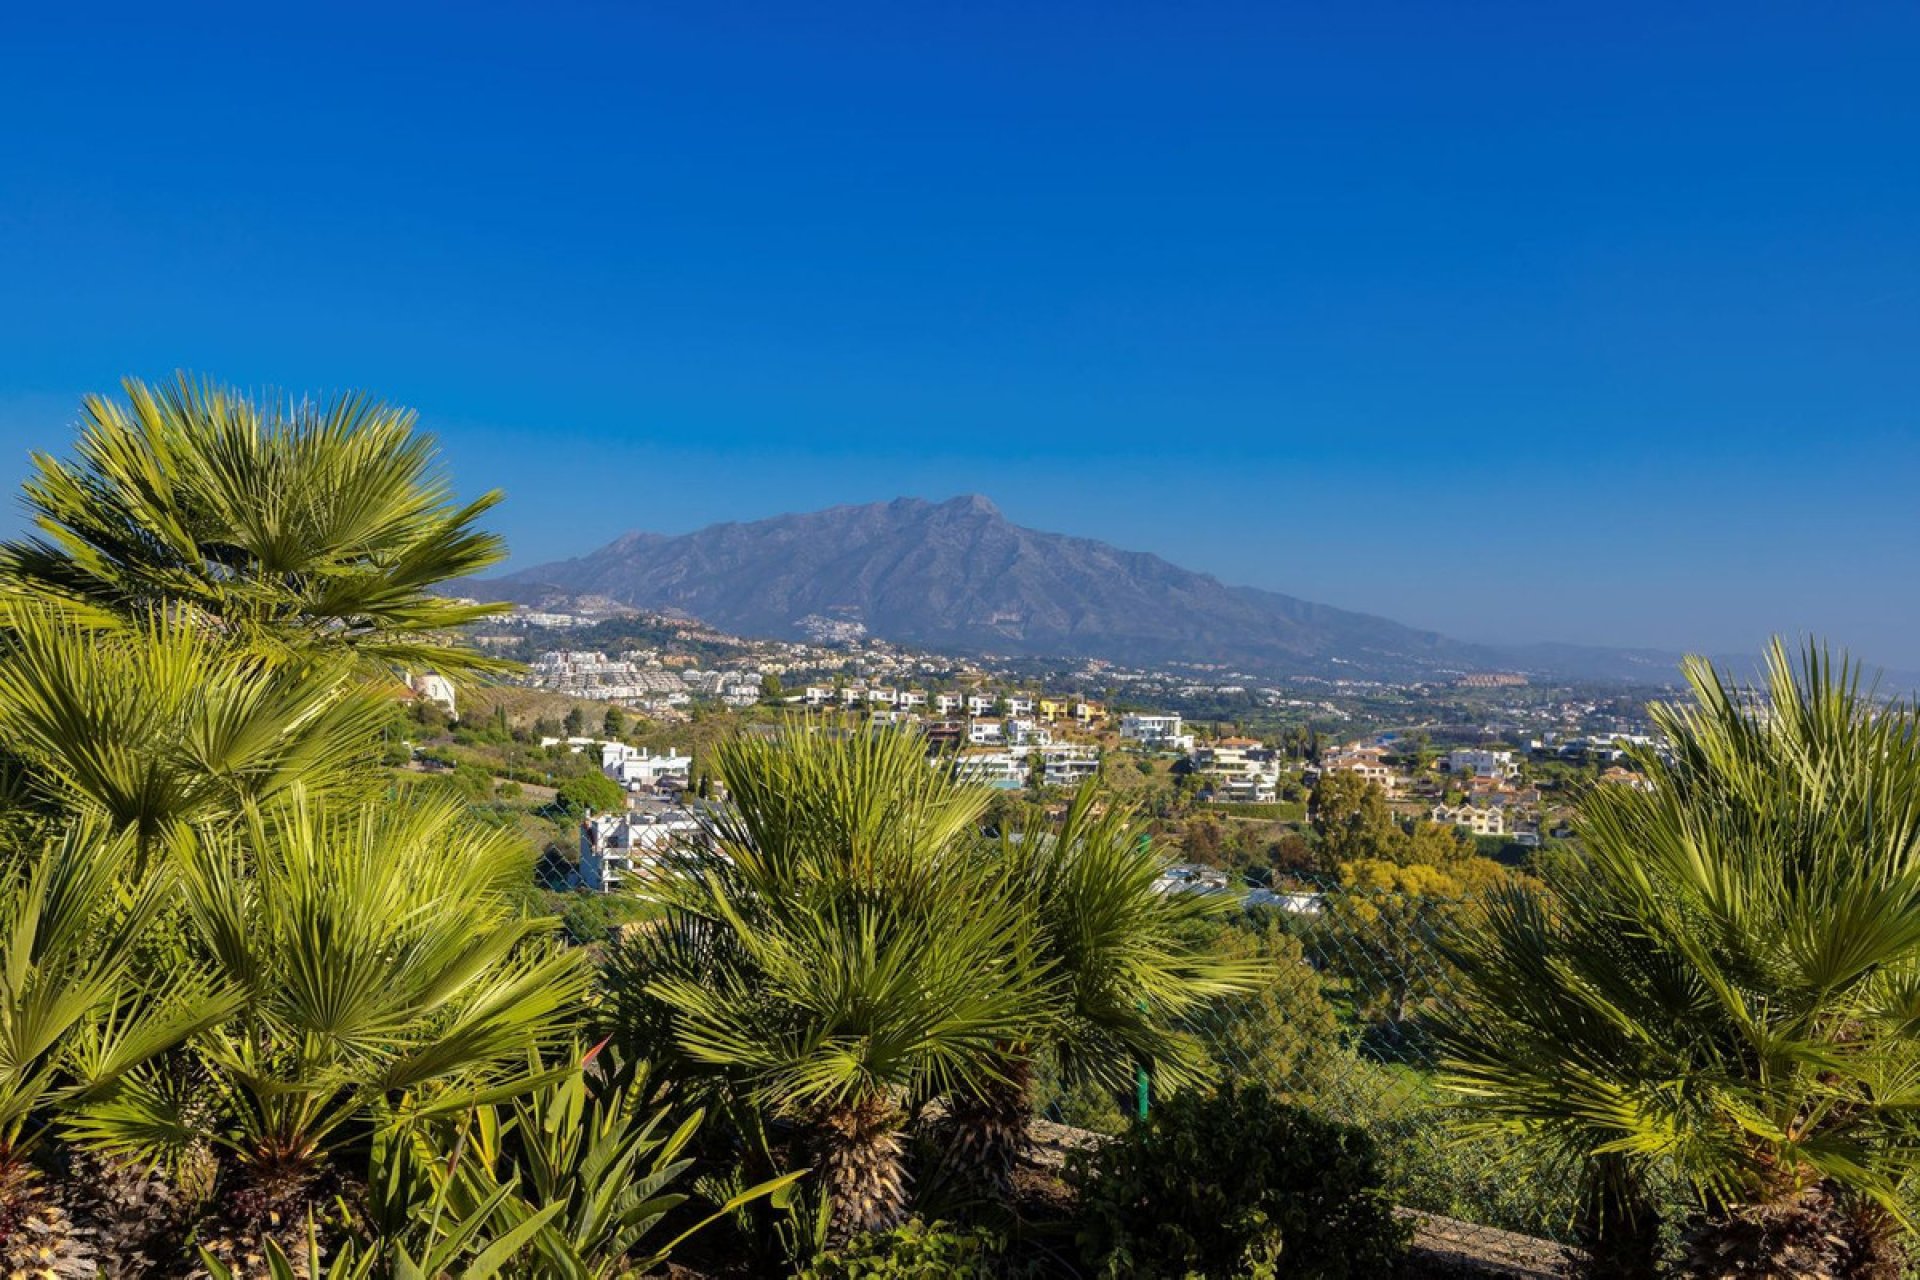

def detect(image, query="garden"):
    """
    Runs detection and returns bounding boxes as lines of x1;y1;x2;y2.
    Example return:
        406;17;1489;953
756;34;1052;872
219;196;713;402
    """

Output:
2;378;1918;1278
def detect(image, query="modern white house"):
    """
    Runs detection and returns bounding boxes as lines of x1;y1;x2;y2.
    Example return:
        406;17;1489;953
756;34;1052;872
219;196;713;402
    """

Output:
579;809;702;893
967;719;1006;745
966;693;997;717
1193;737;1281;802
1445;748;1516;778
601;743;694;790
1041;745;1100;788
1120;713;1194;753
934;693;964;715
947;748;1024;790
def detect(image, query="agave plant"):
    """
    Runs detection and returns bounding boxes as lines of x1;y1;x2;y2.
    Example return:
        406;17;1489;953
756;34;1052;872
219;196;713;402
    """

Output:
611;723;1041;1242
942;785;1267;1198
0;375;513;675
70;792;586;1261
1436;642;1920;1278
0;604;390;854
0;819;236;1277
414;1043;803;1277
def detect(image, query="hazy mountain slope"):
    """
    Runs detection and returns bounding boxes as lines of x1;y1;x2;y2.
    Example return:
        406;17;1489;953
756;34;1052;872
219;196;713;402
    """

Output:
479;496;1651;681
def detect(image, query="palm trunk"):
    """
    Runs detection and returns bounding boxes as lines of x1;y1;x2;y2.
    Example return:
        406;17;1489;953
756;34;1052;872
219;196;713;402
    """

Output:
942;1059;1033;1202
818;1095;910;1244
1681;1181;1904;1280
1572;1153;1660;1280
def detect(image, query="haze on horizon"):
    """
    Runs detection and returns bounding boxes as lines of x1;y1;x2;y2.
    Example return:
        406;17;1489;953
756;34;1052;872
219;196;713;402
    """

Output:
1;2;1916;668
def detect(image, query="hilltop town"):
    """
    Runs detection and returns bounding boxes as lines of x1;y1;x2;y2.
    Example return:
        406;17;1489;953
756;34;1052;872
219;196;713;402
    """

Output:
401;601;1673;906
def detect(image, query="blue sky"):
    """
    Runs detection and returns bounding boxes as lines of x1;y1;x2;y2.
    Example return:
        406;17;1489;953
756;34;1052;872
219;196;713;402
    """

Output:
2;2;1917;666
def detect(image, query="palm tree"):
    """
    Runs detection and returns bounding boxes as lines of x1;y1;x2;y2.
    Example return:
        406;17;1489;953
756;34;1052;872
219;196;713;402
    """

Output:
611;723;1042;1242
0;604;390;856
1436;642;1920;1278
0;375;513;676
70;792;585;1263
942;785;1267;1197
0;819;235;1276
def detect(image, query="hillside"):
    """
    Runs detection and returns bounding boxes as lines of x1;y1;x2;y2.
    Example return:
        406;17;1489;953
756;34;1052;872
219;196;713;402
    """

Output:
475;496;1680;683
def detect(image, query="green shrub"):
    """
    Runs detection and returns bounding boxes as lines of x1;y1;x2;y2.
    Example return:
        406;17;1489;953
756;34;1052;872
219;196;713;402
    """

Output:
556;769;625;813
801;1219;1001;1278
1068;1083;1409;1279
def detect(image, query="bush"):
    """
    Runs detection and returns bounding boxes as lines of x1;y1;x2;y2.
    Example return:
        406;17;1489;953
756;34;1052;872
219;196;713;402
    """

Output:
1068;1083;1409;1279
801;1219;1002;1278
556;769;625;813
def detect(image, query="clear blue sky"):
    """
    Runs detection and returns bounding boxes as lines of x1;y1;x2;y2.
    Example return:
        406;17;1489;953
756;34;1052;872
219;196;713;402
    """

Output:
2;2;1917;667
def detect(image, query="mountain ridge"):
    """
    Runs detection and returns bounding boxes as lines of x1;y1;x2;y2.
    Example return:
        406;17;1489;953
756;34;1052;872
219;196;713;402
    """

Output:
476;495;1677;683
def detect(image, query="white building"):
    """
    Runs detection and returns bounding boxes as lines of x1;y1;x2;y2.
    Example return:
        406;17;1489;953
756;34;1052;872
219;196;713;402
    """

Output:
1120;714;1194;753
967;719;1006;746
409;672;457;716
1005;718;1052;751
966;694;997;717
804;685;834;706
1041;745;1100;788
579;809;702;893
1429;803;1505;836
1003;695;1035;717
947;748;1024;790
1193;737;1280;803
935;693;964;715
601;743;694;790
1446;749;1516;779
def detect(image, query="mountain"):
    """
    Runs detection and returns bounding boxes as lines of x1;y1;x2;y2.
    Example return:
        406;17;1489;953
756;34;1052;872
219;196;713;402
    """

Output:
476;496;1675;683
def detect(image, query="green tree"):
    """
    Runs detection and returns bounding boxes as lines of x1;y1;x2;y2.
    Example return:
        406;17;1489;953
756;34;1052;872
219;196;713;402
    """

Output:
1438;643;1920;1276
603;706;626;739
943;789;1265;1194
556;770;624;814
0;821;237;1269
1309;770;1400;872
563;706;586;738
0;605;390;857
609;726;1040;1242
76;794;585;1262
0;376;513;675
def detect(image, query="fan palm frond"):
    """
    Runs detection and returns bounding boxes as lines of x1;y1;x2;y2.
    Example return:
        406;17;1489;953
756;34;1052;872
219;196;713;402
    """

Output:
0;374;513;677
1436;639;1920;1269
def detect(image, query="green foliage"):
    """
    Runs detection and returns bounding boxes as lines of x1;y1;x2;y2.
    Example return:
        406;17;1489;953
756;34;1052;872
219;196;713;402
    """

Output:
0;374;514;675
1186;918;1340;1099
1068;1083;1409;1279
71;793;586;1189
1308;770;1400;870
0;819;236;1151
424;1046;803;1277
0;604;390;850
801;1219;1003;1278
550;890;654;944
611;723;1042;1238
1437;641;1920;1264
999;785;1268;1099
556;770;624;814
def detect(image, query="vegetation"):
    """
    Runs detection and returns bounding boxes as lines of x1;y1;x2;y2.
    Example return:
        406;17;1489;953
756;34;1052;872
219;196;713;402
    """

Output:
608;724;1043;1243
1438;643;1920;1277
1067;1082;1408;1279
13;375;1919;1277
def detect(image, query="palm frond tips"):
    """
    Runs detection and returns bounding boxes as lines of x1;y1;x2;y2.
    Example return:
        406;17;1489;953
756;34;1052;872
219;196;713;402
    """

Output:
0;374;513;677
